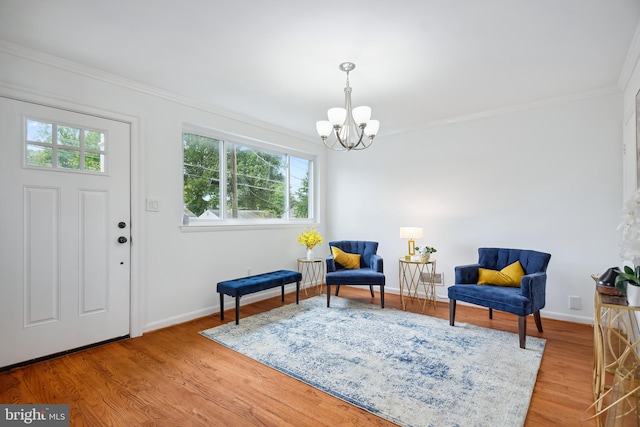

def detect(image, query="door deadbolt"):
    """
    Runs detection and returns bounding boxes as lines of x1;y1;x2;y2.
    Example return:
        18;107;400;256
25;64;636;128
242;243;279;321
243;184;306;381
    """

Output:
118;222;126;229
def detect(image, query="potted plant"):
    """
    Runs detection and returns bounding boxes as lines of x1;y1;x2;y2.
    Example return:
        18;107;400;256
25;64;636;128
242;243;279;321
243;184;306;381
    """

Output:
415;246;437;262
615;266;640;306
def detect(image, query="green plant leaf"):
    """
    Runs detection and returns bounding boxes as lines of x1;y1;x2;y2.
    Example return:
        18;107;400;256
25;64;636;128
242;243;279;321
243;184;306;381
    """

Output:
615;278;628;295
615;269;640;295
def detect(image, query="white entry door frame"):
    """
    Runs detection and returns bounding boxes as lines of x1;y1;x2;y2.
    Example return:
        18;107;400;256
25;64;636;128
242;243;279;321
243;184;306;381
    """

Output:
0;86;144;362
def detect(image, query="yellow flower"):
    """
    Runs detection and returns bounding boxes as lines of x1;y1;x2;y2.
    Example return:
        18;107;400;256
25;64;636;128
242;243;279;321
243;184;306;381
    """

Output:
298;227;323;249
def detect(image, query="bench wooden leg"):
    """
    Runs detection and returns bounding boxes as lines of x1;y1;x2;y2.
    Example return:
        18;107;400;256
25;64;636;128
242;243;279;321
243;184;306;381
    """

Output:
235;296;241;325
220;293;224;321
296;281;300;304
281;285;285;302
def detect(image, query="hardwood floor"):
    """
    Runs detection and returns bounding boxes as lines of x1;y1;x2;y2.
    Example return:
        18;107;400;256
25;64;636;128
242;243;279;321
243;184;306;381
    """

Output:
0;287;597;426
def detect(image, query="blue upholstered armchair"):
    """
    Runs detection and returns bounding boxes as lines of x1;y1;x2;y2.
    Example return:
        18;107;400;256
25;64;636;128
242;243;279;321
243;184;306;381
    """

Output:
448;247;551;349
325;241;385;308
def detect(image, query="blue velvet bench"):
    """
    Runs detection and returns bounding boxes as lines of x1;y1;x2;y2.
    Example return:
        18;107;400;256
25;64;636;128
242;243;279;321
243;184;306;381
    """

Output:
217;270;302;325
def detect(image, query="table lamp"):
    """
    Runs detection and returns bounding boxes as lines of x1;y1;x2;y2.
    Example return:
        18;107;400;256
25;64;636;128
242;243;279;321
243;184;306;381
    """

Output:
400;227;423;260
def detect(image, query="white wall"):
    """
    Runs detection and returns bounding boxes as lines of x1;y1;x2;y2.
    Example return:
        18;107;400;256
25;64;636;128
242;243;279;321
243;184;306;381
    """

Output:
326;93;623;323
0;43;624;330
0;47;327;333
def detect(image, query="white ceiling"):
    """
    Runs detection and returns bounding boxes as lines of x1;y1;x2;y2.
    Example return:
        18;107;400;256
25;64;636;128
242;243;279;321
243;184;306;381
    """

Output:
1;0;639;138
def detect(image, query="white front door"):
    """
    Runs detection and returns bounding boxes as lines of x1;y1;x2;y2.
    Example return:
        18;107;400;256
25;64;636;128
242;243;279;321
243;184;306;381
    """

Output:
0;97;131;368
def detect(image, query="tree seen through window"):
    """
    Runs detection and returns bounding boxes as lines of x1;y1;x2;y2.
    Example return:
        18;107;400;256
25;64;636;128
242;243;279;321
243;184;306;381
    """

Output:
182;131;312;222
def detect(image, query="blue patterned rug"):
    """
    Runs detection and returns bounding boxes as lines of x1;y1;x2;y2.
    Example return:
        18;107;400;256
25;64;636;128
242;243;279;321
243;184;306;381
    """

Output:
200;296;545;427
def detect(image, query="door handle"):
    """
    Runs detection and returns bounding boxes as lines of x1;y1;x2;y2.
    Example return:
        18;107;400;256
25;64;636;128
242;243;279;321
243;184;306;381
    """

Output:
118;236;128;244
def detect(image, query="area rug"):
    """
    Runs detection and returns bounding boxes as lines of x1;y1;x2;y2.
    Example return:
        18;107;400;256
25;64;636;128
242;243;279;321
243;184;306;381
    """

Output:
200;296;545;427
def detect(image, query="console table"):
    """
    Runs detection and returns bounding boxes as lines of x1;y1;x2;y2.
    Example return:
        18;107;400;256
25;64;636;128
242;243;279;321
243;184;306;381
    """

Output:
398;258;437;312
592;289;640;425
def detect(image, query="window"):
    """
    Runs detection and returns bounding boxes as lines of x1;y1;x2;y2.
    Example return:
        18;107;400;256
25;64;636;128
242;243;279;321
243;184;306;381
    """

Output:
25;118;106;173
182;128;314;226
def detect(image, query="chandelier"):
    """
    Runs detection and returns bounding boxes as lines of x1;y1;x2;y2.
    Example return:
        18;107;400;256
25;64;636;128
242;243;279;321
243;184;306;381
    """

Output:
315;62;380;151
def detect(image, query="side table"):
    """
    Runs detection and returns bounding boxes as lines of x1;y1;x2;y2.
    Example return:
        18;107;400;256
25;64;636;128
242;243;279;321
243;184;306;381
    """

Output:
398;258;437;312
592;289;640;426
297;258;324;296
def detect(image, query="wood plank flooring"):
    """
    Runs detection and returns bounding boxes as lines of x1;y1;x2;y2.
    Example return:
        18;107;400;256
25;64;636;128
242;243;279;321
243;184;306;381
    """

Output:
0;287;597;426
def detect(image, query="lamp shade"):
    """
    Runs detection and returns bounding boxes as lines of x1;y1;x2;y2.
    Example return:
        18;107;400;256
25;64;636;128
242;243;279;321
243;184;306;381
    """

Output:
364;120;380;136
352;106;372;125
327;107;347;126
316;120;332;137
400;227;423;239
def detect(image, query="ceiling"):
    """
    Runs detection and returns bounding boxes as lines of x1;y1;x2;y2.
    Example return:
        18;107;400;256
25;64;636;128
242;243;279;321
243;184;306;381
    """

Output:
1;0;639;138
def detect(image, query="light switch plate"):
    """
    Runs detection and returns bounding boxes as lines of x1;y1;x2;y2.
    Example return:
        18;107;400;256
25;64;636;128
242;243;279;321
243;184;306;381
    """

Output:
146;199;160;212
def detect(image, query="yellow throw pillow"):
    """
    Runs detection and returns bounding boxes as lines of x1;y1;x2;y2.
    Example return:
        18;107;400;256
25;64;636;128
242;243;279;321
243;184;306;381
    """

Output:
331;246;361;269
478;261;525;287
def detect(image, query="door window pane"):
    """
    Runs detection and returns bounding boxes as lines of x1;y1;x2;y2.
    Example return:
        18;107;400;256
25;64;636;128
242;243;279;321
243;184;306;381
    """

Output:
85;130;105;151
85;152;104;172
26;120;52;143
58;149;80;169
57;126;80;147
26;144;53;167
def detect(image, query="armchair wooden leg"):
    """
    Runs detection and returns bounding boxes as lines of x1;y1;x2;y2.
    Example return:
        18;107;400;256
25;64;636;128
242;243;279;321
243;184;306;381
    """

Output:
518;315;526;349
489;308;493;319
369;285;374;297
326;285;331;307
449;299;456;326
533;311;543;332
335;285;340;296
380;286;384;308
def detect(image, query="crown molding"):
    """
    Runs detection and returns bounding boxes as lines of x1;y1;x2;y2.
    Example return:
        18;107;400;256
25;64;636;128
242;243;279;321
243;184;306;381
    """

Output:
0;39;316;144
382;86;621;137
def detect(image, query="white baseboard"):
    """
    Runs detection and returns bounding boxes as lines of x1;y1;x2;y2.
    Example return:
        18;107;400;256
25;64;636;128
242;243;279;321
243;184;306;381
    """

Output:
143;283;595;333
142;283;299;333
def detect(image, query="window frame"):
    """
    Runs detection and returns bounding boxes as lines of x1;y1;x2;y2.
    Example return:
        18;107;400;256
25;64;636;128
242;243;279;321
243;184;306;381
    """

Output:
23;116;109;175
181;124;317;230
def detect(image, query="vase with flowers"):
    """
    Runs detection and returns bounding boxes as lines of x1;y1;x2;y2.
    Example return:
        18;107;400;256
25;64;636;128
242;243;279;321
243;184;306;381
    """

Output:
615;189;640;306
415;245;437;262
298;226;323;260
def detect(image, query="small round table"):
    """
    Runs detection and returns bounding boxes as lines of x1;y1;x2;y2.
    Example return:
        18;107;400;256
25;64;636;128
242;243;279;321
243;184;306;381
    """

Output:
297;258;324;296
398;258;437;312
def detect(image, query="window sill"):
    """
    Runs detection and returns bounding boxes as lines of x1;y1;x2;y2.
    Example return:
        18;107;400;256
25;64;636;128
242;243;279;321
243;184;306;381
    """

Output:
179;221;317;233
